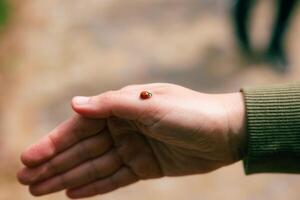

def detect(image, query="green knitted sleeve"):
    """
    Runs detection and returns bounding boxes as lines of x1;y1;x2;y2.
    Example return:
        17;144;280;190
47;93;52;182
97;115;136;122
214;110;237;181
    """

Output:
241;83;300;174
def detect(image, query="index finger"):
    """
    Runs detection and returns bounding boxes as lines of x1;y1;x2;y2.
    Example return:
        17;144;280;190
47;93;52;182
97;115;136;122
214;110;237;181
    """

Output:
21;115;106;167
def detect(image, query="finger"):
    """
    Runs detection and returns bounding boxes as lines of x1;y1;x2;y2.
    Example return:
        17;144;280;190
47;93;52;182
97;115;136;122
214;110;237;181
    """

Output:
107;117;163;179
66;166;139;199
18;130;113;185
21;115;106;167
29;149;122;196
71;83;166;121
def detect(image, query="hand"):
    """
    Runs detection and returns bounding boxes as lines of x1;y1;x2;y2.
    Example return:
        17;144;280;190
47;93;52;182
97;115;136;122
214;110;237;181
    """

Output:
17;83;246;198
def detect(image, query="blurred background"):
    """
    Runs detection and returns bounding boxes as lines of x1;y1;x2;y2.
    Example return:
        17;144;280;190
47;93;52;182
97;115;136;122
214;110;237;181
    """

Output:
0;0;300;199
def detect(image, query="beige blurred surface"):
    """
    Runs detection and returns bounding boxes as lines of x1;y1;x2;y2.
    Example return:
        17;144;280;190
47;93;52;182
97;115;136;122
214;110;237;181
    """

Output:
0;0;300;199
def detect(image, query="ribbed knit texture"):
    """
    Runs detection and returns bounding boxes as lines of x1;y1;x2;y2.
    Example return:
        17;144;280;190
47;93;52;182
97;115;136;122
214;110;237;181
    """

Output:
242;83;300;174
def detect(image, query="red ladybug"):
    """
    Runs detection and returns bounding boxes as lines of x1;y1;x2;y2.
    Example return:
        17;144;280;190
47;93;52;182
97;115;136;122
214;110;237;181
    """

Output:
140;91;152;99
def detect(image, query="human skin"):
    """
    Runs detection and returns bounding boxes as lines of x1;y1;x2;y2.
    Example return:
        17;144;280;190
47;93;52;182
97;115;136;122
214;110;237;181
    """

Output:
17;83;246;199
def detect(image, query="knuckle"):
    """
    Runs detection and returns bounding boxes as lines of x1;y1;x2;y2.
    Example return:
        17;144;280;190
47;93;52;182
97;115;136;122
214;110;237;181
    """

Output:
85;134;111;157
130;158;151;179
92;183;99;195
96;133;113;150
72;126;86;140
111;150;122;166
76;142;89;160
47;159;60;174
94;90;119;106
59;174;69;188
89;159;100;179
86;150;123;180
29;186;41;196
109;175;119;189
102;90;116;101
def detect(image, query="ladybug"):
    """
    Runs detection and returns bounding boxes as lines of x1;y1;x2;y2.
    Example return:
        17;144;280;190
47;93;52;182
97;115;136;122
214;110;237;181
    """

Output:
140;91;152;99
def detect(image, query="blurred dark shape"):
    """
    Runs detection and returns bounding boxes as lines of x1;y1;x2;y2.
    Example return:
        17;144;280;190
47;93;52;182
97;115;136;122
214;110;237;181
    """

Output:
233;0;298;72
0;0;9;30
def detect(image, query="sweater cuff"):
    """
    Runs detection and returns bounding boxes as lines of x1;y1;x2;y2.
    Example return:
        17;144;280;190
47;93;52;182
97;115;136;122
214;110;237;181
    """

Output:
241;83;300;175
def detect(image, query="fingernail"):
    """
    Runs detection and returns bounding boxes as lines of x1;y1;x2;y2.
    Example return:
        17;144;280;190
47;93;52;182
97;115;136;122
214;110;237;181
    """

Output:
73;96;90;105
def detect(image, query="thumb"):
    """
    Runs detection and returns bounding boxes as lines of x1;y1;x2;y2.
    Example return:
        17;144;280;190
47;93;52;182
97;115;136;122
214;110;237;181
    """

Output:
71;90;152;120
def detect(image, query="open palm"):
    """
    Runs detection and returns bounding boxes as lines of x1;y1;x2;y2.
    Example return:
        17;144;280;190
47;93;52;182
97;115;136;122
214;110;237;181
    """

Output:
18;83;245;198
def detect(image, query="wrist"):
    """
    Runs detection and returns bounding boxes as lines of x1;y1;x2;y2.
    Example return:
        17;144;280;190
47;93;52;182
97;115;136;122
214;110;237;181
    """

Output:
221;92;247;161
